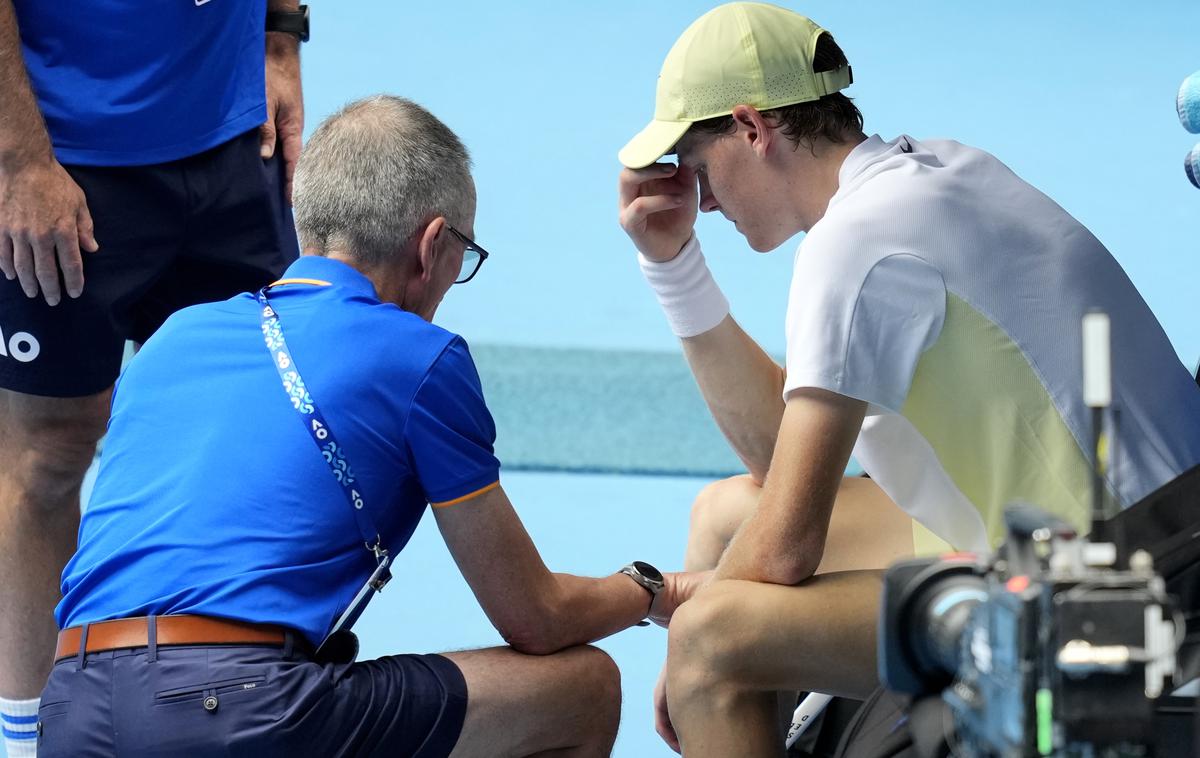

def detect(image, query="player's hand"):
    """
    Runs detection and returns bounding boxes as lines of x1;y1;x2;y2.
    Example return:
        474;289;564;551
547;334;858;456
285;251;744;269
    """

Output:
261;34;304;205
653;663;681;753
648;570;709;628
618;162;698;263
0;157;99;306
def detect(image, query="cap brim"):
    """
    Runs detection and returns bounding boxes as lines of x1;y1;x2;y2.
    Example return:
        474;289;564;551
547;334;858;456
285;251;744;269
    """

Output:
618;119;692;169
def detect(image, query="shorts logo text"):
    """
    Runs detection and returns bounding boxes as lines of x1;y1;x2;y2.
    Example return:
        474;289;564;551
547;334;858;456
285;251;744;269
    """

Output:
0;324;41;363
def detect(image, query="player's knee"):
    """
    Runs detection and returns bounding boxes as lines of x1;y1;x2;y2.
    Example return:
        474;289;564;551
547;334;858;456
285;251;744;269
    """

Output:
689;476;748;537
666;614;743;717
667;584;749;684
689;480;722;532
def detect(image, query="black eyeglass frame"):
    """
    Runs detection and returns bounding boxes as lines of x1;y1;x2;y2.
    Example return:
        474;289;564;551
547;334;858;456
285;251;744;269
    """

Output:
446;223;490;284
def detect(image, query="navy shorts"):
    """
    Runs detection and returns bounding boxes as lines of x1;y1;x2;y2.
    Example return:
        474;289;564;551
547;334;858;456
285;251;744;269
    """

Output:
0;129;299;398
37;641;468;757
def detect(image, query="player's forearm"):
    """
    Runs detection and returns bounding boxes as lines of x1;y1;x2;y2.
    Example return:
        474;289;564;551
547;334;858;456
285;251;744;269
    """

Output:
714;390;866;585
0;0;52;171
681;316;786;484
637;235;785;482
714;506;823;586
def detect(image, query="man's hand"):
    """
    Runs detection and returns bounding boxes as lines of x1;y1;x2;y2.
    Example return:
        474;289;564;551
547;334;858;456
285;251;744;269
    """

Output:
618;162;698;262
0;157;98;305
653;663;681;753
261;35;304;204
648;569;709;628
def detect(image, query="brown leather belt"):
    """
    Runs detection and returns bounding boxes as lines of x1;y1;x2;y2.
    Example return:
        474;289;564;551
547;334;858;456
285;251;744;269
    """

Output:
55;615;291;662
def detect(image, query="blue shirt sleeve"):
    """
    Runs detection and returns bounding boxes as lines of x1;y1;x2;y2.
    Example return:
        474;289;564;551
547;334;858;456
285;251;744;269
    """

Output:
405;337;501;505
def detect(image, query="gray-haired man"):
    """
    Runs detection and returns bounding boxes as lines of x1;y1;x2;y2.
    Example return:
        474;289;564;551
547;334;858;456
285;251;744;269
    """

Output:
38;95;697;757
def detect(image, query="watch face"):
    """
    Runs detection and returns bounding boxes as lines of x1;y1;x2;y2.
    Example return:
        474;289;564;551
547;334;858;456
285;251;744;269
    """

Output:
633;560;663;582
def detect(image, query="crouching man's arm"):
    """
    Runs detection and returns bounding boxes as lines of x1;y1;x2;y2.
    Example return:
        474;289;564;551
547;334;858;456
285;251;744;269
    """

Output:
434;484;701;655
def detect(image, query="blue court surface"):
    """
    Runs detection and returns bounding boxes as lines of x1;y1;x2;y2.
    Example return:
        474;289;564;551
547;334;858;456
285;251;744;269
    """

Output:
9;3;1200;758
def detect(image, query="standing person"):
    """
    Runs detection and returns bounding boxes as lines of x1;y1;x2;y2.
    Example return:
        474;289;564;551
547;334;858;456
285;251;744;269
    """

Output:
37;95;695;757
0;2;304;751
616;3;1200;755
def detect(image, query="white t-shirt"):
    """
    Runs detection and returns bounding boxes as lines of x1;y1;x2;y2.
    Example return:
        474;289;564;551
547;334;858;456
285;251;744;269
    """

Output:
783;135;1200;553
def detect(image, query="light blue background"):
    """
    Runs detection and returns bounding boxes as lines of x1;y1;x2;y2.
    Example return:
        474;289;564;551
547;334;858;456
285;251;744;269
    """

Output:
310;1;1200;369
8;4;1199;758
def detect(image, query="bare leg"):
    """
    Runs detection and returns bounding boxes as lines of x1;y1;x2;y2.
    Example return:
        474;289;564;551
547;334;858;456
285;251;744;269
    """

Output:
667;572;887;758
660;476;912;755
446;644;621;758
680;475;801;744
0;388;110;698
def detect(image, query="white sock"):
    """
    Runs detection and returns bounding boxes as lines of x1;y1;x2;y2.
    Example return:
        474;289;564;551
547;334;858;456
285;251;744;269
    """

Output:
1;695;40;758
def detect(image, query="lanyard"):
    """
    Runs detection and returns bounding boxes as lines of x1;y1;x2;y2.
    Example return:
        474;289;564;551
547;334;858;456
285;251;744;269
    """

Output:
256;286;392;640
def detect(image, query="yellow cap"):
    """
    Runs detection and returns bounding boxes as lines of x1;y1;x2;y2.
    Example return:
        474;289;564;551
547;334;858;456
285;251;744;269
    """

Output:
619;3;852;169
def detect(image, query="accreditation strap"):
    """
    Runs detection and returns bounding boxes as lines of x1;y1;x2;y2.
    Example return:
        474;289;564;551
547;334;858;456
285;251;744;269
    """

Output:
255;286;392;638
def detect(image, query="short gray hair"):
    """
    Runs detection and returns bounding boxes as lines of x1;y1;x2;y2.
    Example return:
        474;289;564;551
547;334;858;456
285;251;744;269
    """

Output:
293;95;474;267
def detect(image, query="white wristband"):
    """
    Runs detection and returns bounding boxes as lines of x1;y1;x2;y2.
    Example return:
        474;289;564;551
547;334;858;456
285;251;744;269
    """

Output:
638;236;730;338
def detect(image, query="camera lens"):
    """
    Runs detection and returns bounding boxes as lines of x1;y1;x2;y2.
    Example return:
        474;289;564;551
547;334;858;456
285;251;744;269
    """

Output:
909;575;987;684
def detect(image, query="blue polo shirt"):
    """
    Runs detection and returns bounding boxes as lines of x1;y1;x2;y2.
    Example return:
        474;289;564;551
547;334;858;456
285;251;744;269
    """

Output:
12;0;267;166
57;256;501;644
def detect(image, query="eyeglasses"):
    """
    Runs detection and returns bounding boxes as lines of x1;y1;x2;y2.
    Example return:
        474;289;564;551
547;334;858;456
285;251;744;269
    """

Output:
446;224;490;284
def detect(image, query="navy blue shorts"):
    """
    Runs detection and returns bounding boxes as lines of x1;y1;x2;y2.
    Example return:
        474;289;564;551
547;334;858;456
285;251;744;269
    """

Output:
37;641;468;757
0;129;298;398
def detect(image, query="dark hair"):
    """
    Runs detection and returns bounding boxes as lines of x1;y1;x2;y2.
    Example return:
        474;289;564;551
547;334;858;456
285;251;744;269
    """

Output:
688;33;863;151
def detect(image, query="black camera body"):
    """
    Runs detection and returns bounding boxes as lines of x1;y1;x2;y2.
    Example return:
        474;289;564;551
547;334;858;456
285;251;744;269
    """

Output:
880;504;1179;757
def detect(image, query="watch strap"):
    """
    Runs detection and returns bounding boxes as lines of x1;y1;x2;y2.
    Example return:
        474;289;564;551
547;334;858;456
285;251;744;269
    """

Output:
267;5;309;42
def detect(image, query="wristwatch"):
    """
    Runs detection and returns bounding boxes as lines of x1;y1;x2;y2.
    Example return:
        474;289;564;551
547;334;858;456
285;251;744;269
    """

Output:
266;4;310;43
620;561;665;624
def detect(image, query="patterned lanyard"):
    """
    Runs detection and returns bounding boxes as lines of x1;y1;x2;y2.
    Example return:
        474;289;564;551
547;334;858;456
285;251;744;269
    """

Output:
256;284;392;637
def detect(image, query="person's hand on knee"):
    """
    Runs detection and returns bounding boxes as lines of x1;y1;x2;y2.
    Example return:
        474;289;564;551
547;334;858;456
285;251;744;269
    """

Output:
648;569;710;628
